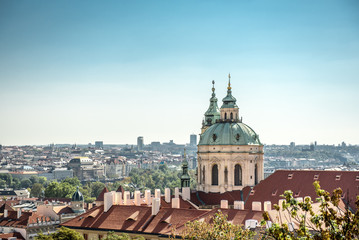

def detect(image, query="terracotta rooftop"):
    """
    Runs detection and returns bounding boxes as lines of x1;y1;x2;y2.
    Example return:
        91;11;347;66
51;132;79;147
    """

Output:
96;187;109;201
0;210;51;228
0;232;25;240
190;170;359;212
61;204;263;237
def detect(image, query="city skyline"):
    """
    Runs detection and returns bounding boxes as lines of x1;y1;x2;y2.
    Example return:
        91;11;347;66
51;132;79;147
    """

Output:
1;0;359;146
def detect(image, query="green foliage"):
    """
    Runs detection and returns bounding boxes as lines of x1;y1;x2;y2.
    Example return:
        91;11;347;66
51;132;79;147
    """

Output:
20;178;32;188
176;210;254;240
31;183;44;197
102;232;145;240
125;164;181;192
261;181;359;240
90;181;106;198
35;227;84;240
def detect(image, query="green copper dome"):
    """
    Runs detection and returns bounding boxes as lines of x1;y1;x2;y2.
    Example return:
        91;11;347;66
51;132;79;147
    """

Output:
198;122;262;146
71;186;84;201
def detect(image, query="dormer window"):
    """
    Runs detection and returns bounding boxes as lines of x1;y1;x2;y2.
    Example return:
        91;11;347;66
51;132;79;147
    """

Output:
336;175;341;181
288;173;293;179
356;176;359;181
314;174;319;180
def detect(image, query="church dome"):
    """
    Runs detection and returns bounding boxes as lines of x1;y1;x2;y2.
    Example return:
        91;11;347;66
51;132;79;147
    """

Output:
198;122;262;146
71;186;84;201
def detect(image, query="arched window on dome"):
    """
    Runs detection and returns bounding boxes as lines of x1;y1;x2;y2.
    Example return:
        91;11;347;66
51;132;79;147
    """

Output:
234;164;242;186
212;164;218;186
230;112;233;119
255;164;258;185
224;113;227;120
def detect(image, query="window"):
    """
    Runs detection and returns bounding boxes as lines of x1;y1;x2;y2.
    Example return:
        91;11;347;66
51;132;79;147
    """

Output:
288;173;293;179
212;164;218;186
234;164;242;186
255;164;258;185
314;174;319;180
336;175;341;181
224;167;228;184
224;112;227;119
202;166;205;183
83;234;88;240
230;112;233;119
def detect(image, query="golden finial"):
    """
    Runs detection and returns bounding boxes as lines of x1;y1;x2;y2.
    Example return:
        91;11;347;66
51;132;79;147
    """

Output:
212;80;215;92
227;73;231;90
184;148;186;159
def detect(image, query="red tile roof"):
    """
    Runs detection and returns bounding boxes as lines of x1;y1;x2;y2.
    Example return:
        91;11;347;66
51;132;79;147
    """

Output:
0;232;25;240
96;187;109;201
191;170;359;212
0;210;51;228
244;170;359;212
61;204;263;237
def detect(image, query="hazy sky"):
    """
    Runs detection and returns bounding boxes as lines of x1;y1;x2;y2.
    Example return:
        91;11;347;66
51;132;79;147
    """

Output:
0;0;358;146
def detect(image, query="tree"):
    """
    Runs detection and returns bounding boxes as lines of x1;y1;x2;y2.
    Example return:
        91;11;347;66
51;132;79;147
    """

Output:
90;181;106;198
20;179;32;188
62;177;80;187
175;210;254;240
35;227;84;240
102;232;145;240
31;183;44;197
261;181;359;239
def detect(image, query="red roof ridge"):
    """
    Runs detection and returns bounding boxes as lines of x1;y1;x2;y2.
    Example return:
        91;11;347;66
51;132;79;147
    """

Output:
96;187;109;201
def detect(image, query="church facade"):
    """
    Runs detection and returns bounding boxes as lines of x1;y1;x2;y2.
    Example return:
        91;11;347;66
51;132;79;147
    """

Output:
197;76;264;193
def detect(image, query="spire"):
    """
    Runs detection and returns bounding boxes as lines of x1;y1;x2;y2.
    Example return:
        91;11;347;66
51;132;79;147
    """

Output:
204;81;220;126
228;73;231;90
221;74;237;109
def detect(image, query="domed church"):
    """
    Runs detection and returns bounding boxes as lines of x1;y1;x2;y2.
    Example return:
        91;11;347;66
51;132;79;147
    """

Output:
197;75;264;193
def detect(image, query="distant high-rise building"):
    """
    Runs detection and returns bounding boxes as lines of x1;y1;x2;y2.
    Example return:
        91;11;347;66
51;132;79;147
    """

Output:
190;134;197;146
95;141;103;149
0;144;2;151
137;136;144;151
290;142;295;147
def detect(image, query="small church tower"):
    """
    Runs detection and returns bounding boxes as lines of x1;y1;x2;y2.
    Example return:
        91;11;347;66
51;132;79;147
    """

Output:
71;186;85;213
180;149;190;188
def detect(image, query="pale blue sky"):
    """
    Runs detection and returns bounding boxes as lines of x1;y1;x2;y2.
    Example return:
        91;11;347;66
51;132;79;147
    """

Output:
0;0;358;145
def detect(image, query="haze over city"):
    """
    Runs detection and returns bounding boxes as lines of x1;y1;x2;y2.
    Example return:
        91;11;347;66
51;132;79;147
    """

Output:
1;0;358;146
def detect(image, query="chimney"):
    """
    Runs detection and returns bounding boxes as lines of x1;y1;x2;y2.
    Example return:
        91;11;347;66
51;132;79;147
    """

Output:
144;190;151;205
172;197;180;208
17;208;22;218
124;191;130;205
155;189;161;199
234;201;244;210
263;201;271;211
152;198;160;215
220;200;228;209
182;187;190;201
104;192;114;212
88;203;93;209
134;191;141;206
174;187;179;198
165;188;171;203
4;209;8;218
115;192;122;205
252;201;262;211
